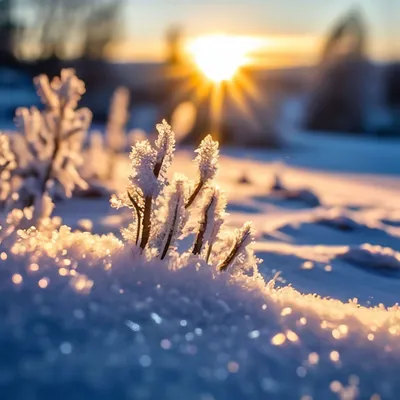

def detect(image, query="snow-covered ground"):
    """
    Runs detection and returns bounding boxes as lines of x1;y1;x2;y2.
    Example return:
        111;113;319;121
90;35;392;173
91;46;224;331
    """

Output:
1;132;400;399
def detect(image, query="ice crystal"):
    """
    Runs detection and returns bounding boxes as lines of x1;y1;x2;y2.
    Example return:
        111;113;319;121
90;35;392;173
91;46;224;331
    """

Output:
195;134;219;183
186;134;219;208
129;140;159;197
154;119;176;182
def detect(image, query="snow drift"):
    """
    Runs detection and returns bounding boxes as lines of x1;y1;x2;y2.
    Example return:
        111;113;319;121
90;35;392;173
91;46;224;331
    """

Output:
0;225;400;399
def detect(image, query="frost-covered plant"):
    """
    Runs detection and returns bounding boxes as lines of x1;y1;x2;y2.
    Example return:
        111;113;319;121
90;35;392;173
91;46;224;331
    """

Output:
80;87;131;187
106;86;130;153
113;119;175;251
0;69;92;228
81;131;110;182
103;86;130;180
111;120;259;273
0;134;16;206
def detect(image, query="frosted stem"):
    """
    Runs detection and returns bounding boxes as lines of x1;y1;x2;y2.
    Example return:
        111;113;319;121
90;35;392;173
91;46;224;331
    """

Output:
153;160;163;179
193;195;213;255
160;200;180;260
127;190;142;245
0;161;10;174
140;196;152;250
206;243;213;263
217;229;251;272
186;180;203;208
40;102;65;198
217;244;239;272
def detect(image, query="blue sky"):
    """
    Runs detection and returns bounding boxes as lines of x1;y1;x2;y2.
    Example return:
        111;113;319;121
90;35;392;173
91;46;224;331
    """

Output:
121;0;398;63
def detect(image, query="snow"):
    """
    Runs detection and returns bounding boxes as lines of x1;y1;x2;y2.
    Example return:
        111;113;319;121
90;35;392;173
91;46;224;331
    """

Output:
1;223;400;400
1;130;400;399
340;244;400;272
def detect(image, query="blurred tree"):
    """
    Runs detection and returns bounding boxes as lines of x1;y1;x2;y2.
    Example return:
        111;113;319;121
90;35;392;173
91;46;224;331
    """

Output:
165;25;184;65
0;0;18;65
82;2;122;60
305;9;375;133
321;9;366;61
11;0;123;61
387;63;400;108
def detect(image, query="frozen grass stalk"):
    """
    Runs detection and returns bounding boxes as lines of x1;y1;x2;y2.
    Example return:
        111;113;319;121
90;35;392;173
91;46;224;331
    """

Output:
155;177;188;259
106;86;130;153
126;189;143;245
106;86;130;179
114;121;258;274
192;193;214;255
217;222;254;272
186;135;219;208
140;120;175;250
193;187;226;259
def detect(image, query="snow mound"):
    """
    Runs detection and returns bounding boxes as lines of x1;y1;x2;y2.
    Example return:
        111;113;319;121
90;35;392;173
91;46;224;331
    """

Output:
1;227;400;398
268;174;321;208
340;244;400;272
264;209;400;250
314;209;362;231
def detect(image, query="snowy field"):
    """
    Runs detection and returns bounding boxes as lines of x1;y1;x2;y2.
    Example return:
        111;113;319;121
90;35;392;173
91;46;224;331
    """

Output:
1;128;400;400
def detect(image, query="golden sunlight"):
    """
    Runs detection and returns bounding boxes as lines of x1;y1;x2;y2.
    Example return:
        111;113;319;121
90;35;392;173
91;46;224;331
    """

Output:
187;34;262;82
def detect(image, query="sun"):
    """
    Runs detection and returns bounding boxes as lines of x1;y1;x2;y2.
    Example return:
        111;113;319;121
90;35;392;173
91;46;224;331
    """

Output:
179;34;264;141
187;34;258;83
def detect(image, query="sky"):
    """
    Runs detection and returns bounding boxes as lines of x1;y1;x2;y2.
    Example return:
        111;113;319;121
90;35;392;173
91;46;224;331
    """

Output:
113;0;399;66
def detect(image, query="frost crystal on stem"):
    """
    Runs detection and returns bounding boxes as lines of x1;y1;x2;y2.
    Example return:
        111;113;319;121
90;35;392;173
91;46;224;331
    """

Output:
154;119;176;182
217;222;255;272
151;175;188;259
186;134;219;208
193;187;226;259
196;134;219;182
129;140;158;197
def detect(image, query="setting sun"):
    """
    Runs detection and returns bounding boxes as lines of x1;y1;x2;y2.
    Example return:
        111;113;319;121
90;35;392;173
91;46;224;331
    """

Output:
187;34;261;82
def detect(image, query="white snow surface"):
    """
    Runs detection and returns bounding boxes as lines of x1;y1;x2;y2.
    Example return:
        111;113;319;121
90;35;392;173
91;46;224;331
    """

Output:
1;132;400;399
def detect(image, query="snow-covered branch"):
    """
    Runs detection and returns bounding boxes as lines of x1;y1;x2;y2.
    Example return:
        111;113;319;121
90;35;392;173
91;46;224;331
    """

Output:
0;69;91;229
106;86;130;153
